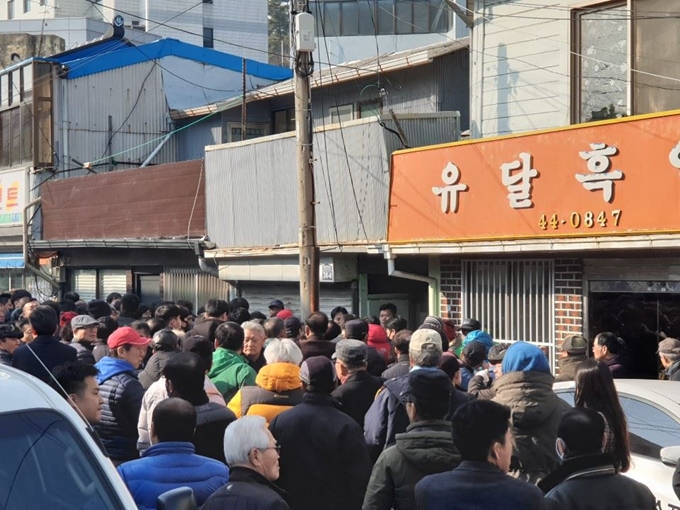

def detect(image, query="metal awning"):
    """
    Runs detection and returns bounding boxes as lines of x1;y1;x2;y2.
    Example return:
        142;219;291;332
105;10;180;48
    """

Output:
0;254;24;269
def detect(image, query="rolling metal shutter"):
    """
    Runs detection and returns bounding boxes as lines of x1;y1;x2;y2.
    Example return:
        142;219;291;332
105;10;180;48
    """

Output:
240;282;355;317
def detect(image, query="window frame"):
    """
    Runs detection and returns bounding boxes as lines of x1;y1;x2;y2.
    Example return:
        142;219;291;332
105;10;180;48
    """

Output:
226;122;271;143
202;27;214;49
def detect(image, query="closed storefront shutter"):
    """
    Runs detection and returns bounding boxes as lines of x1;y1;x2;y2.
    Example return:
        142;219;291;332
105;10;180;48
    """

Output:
165;267;233;311
240;282;355;317
71;269;97;302
99;270;127;297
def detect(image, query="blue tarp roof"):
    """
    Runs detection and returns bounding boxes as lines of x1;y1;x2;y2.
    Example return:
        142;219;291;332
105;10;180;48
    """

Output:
52;38;292;81
0;254;24;269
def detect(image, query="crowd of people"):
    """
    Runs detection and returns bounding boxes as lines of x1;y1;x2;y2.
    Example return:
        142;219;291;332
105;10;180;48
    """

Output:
0;289;675;509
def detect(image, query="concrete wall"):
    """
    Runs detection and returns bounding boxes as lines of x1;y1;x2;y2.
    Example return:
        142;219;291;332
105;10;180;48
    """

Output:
0;33;64;62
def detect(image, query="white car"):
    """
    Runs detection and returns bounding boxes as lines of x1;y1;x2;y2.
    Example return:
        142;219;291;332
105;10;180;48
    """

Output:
554;379;680;510
0;364;137;509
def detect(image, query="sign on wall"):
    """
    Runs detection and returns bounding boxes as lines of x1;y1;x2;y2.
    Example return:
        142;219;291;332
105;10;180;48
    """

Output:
0;169;26;226
388;110;680;243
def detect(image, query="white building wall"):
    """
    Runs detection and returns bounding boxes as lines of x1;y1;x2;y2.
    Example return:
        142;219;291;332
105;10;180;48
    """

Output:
0;0;101;20
470;0;581;138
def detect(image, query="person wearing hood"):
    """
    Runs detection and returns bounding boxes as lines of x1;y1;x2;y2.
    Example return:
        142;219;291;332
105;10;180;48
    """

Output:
228;339;304;422
94;326;150;465
461;328;494;354
209;321;257;403
492;342;570;483
363;370;460;510
367;324;391;364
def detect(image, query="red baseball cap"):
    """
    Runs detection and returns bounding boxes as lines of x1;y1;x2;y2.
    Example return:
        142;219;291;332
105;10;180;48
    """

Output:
276;309;294;320
107;326;150;350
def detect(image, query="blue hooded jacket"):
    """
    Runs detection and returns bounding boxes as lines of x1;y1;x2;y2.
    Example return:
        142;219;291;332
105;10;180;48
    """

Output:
93;356;145;462
501;342;551;375
462;330;494;353
117;442;229;510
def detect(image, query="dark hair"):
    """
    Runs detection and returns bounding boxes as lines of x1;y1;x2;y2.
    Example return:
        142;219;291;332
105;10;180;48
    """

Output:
183;334;213;370
60;299;76;312
178;306;192;321
393;330;412;354
130;320;151;337
163;352;208;405
325;321;341;340
379;303;397;314
215;322;245;350
41;300;61;320
385;316;408;332
11;289;31;304
594;332;627;355
363;315;380;325
147;317;167;337
411;393;449;421
60;322;74;343
306;312;329;337
152;397;197;443
558;408;605;458
17;317;30;331
250;311;267;321
176;299;193;313
204;299;229;318
264;318;285;339
63;291;80;303
338;314;356;329
453;400;511;462
330;306;348;319
106;292;122;304
230;307;251;325
121;293;140;314
155;304;181;322
229;297;250;311
98;316;118;341
29;306;59;336
87;299;111;320
574;359;630;472
0;292;11;306
137;304;151;316
52;361;99;398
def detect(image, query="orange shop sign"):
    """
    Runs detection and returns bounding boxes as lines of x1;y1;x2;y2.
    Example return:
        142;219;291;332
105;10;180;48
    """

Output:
388;110;680;244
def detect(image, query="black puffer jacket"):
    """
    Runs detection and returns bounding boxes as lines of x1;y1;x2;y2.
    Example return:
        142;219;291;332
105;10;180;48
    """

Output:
94;356;145;463
70;340;96;365
191;316;224;344
138;349;179;390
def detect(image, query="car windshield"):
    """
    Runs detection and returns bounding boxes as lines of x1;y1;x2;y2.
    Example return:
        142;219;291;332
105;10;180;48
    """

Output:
0;409;124;510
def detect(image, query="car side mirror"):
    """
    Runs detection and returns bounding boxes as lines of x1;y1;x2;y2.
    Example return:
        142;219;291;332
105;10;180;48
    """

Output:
660;446;680;466
157;487;197;510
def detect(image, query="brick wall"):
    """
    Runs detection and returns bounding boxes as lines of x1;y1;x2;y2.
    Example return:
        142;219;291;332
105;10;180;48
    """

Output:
439;257;462;321
554;258;584;350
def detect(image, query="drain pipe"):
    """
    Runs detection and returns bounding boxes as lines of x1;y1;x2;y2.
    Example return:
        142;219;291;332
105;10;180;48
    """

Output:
140;131;173;168
23;197;60;289
384;245;436;285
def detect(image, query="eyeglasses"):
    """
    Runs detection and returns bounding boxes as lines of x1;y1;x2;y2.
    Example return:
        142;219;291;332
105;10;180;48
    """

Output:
260;443;282;454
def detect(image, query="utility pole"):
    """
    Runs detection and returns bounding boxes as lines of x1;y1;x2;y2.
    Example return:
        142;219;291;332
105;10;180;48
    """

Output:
241;58;247;141
292;0;318;318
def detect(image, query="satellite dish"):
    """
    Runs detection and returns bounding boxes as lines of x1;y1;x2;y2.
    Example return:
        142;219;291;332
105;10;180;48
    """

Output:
113;15;124;27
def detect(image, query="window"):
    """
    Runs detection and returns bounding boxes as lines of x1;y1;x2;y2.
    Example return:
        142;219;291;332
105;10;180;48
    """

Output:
330;103;354;124
22;0;29;12
462;260;554;355
273;108;295;134
0;410;123;509
573;3;628;123
227;123;269;142
7;0;14;19
202;27;214;48
70;269;126;301
312;0;450;37
358;99;382;118
619;396;680;459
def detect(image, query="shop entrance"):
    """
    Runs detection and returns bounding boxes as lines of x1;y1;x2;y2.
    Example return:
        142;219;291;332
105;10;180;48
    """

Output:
588;281;680;379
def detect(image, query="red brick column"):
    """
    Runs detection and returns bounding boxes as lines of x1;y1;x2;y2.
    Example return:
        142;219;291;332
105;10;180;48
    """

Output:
440;257;462;322
554;258;584;351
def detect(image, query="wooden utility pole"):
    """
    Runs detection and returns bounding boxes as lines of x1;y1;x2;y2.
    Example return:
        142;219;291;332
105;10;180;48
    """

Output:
292;0;318;318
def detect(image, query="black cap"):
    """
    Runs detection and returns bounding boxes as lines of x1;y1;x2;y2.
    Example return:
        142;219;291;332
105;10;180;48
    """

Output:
403;369;451;406
458;318;482;332
268;299;285;310
284;317;302;338
462;340;487;366
0;324;23;339
488;343;509;363
344;319;368;340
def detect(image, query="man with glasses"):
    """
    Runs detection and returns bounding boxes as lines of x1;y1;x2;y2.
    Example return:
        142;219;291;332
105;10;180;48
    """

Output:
202;415;290;510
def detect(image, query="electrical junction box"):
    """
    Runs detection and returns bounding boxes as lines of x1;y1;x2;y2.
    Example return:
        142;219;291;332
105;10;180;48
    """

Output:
294;12;316;52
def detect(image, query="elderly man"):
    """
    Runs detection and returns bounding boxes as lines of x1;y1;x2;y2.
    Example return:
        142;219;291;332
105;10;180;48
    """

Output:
555;335;588;382
364;329;443;461
228;338;303;422
332;339;383;427
202;415;290;510
70;315;101;364
243;320;267;373
659;338;680;381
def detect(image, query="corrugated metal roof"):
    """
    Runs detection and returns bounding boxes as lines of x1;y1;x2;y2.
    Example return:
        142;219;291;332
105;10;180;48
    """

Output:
53;38;292;81
171;38;470;119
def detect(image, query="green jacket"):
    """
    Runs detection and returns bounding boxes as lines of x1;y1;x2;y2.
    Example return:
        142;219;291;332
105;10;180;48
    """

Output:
208;348;257;404
362;420;461;510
